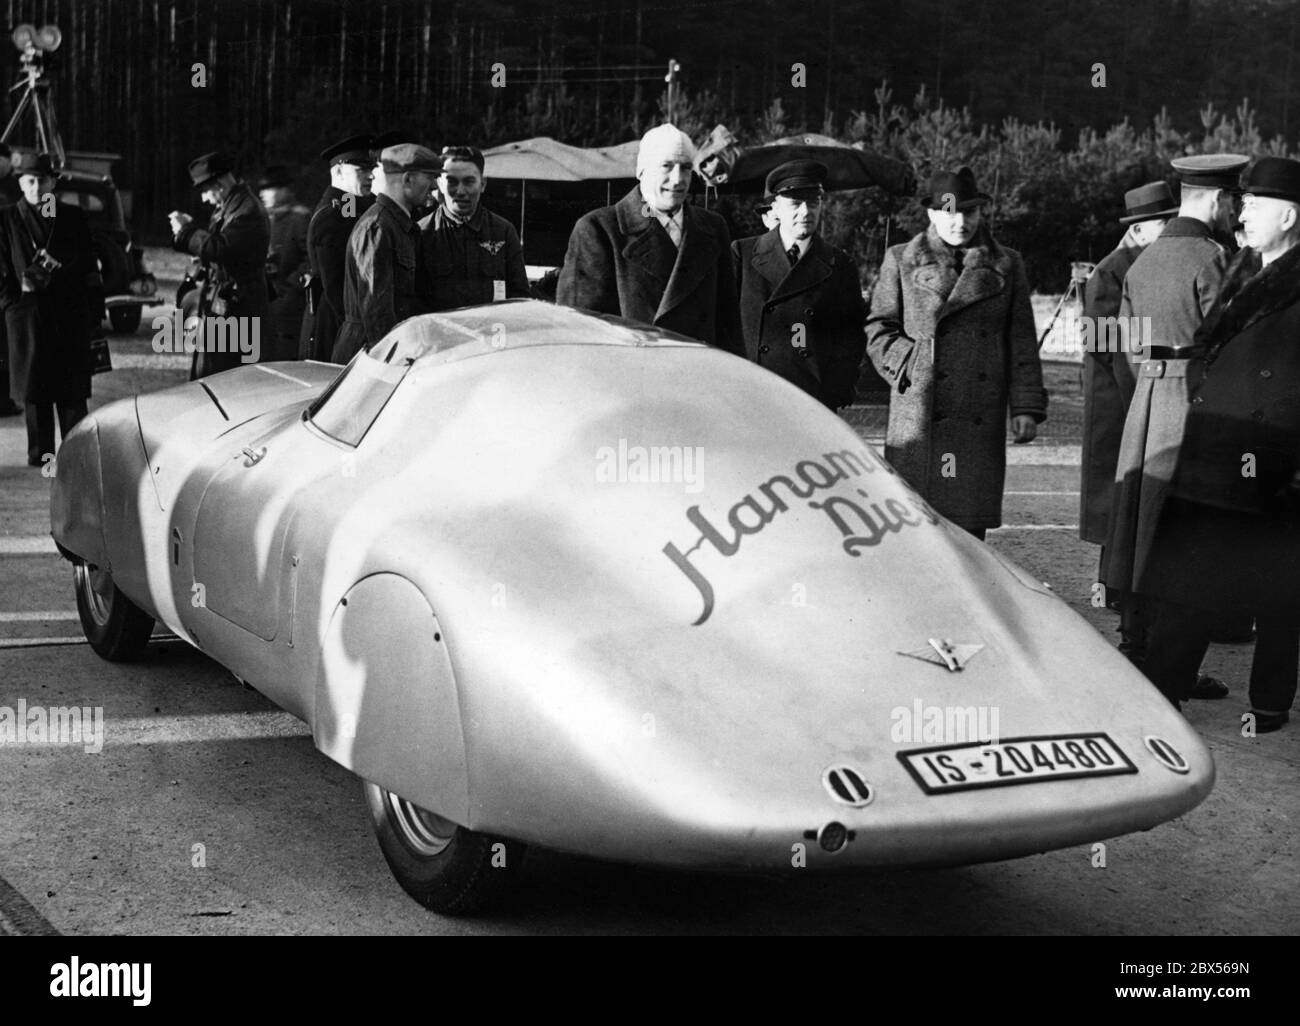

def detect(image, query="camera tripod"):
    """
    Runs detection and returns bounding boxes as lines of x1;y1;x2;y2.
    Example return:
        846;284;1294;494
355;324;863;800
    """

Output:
0;24;65;165
1037;260;1096;347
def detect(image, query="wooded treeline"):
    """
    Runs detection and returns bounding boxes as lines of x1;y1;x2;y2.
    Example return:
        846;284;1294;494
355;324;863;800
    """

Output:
3;0;1298;255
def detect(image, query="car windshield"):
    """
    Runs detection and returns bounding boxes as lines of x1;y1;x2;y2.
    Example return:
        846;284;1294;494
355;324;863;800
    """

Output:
307;347;411;447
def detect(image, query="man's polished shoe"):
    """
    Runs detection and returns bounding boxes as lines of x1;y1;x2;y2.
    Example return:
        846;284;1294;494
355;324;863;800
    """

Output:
1248;710;1289;733
1187;675;1229;700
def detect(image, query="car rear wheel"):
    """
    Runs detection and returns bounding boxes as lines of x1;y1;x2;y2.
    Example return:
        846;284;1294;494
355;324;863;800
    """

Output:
109;306;142;333
362;781;524;915
74;562;155;661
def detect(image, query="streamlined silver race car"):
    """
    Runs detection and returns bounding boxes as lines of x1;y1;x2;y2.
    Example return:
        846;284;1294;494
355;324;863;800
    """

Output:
50;301;1213;914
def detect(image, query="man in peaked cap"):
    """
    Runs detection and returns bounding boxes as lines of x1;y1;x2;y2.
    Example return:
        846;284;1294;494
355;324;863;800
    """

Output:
332;142;440;362
417;144;529;312
257;165;312;361
1138;157;1300;729
866;165;1047;538
0;152;104;465
556;123;741;353
1080;182;1176;604
170;151;271;378
1102;152;1250;693
299;133;375;361
732;159;866;410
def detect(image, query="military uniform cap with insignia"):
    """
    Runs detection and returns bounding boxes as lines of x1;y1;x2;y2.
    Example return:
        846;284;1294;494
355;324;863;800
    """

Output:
320;134;374;169
1170;153;1249;190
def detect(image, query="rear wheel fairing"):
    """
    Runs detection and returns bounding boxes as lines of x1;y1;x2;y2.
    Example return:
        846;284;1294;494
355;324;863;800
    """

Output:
315;574;470;826
49;416;108;569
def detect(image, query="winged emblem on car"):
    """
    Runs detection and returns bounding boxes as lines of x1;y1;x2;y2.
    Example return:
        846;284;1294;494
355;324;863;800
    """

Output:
899;638;985;672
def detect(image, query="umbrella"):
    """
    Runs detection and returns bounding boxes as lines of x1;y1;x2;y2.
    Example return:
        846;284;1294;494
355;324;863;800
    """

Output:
696;128;915;195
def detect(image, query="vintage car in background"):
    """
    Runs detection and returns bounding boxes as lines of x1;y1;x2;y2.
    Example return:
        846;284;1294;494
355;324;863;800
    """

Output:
49;301;1214;914
56;164;157;333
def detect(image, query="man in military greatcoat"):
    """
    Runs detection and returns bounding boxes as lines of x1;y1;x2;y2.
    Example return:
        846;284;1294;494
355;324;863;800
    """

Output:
1101;153;1249;691
866;166;1047;539
258;166;312;362
1139;157;1300;731
332;143;440;363
732;159;866;410
170;151;271;379
0;152;103;465
299;134;374;361
556;123;742;354
1080;182;1175;602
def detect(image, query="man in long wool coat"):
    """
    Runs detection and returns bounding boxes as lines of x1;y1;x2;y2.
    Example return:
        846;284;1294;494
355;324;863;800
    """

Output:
556;123;741;355
865;166;1047;538
1079;182;1176;596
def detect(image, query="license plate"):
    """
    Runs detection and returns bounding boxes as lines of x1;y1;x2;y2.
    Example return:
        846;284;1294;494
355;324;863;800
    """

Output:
898;733;1137;794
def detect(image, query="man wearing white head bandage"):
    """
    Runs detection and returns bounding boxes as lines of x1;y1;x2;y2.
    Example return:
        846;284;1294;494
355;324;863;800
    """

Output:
557;124;741;353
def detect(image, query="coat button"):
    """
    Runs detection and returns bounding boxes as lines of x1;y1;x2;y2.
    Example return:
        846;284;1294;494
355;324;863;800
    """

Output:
1191;396;1204;404
800;350;812;359
1261;369;1273;378
1252;409;1265;420
759;345;770;354
804;308;815;319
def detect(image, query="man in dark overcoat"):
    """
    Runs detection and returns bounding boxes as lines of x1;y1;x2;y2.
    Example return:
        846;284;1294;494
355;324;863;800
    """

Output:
1101;154;1248;683
418;145;530;311
1139;157;1300;731
170;152;271;379
257;165;311;362
556;123;742;355
332;143;440;363
865;167;1047;538
732;159;866;410
299;134;374;361
0;142;24;417
1080;183;1175;593
0;153;103;466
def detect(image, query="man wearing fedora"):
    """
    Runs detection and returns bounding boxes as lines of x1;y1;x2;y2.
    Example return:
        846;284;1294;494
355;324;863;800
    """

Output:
1138;157;1300;731
557;123;742;354
732;159;866;410
332;142;440;363
258;165;312;362
170;151;271;379
1080;182;1176;604
299;133;375;362
1101;153;1249;690
0;152;104;466
866;166;1046;539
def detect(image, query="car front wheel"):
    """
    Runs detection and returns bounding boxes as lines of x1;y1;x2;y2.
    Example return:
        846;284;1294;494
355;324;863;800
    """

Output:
362;781;524;915
74;562;155;661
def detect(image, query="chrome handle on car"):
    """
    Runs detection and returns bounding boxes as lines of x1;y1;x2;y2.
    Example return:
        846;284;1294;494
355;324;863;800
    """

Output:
241;446;267;467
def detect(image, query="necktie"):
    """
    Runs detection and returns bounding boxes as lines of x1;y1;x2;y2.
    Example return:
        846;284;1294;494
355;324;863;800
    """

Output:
787;244;800;267
664;214;682;248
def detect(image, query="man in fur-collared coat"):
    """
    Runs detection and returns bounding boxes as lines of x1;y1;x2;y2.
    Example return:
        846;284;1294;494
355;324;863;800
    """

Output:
733;159;866;410
556;124;741;354
866;167;1047;536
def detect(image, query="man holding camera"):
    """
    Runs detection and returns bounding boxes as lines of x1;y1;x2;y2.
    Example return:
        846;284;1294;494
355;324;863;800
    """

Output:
0;152;104;466
170;151;271;379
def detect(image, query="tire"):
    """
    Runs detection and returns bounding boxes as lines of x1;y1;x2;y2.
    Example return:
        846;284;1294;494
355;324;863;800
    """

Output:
109;305;142;333
362;781;524;915
74;562;155;661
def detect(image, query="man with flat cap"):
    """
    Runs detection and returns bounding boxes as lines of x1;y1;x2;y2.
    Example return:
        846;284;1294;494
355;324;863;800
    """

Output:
557;123;741;354
732;159;866;410
170;151;271;379
1080;181;1176;605
332;142;440;362
257;165;311;361
866;166;1046;539
1102;153;1249;690
418;144;529;311
0;152;104;466
1138;157;1300;731
299;134;374;361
